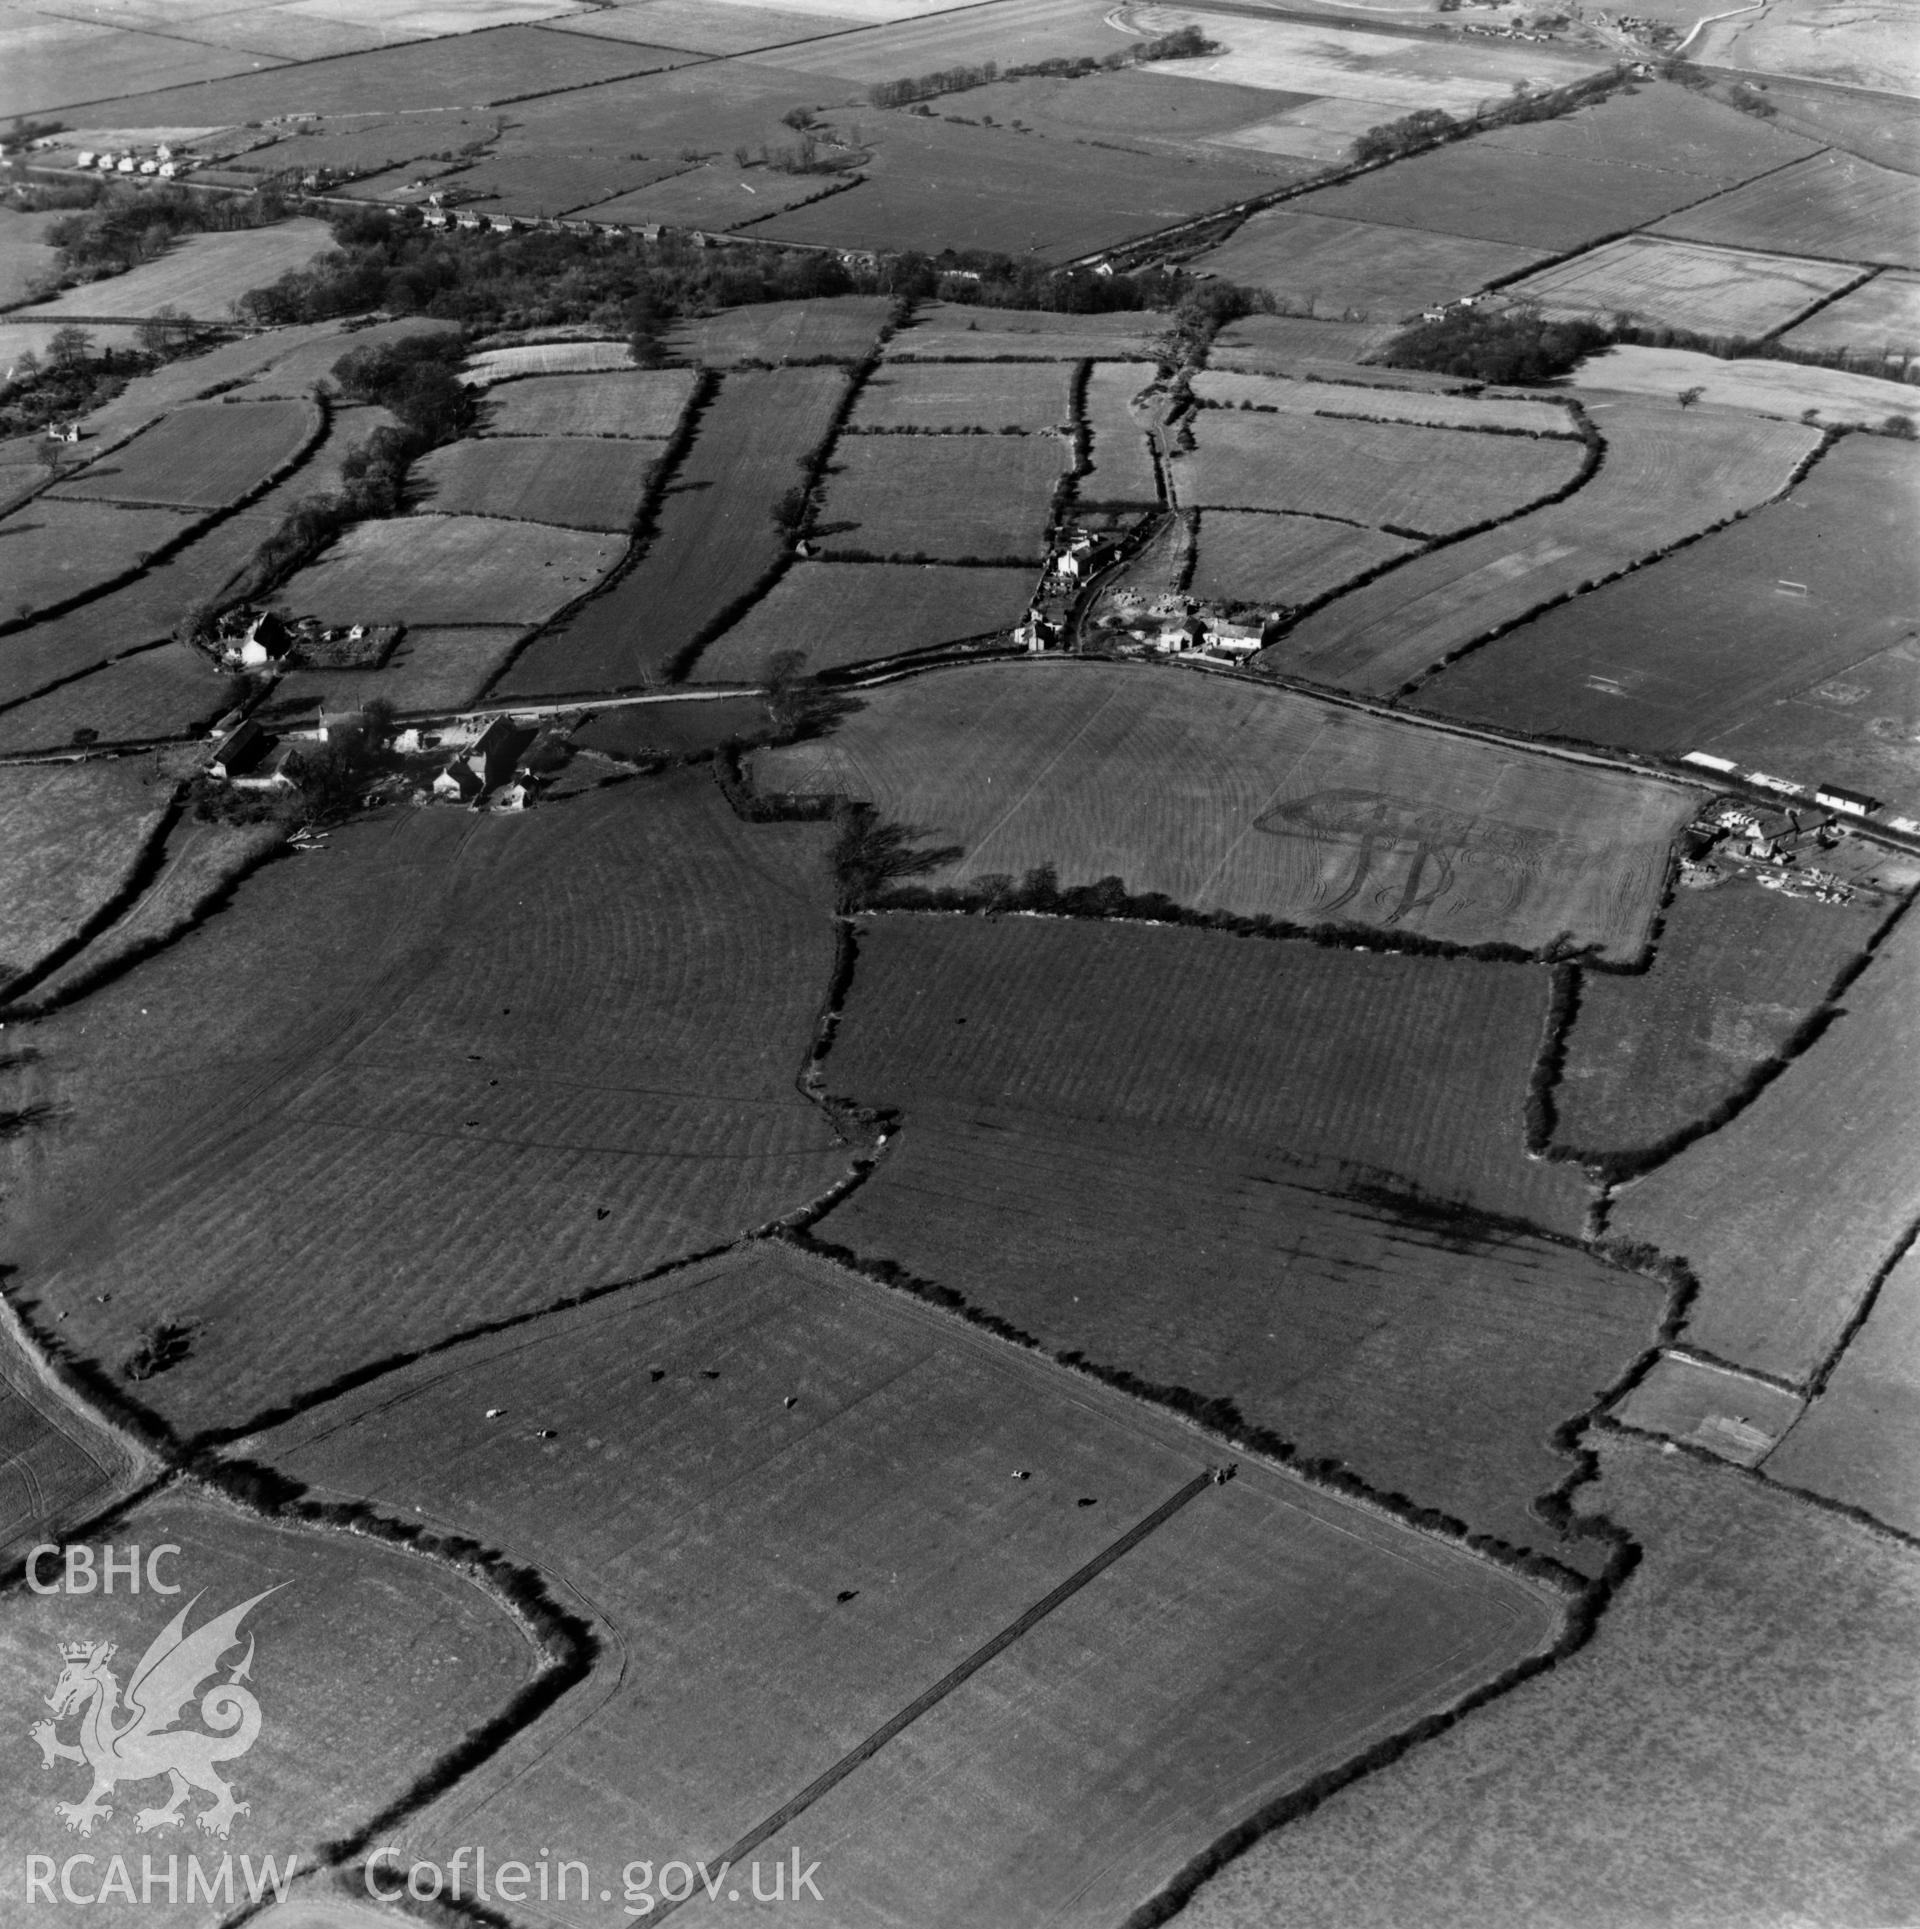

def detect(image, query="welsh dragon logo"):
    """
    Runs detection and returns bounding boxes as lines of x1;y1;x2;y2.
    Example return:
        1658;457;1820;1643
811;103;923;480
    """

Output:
29;1587;282;1839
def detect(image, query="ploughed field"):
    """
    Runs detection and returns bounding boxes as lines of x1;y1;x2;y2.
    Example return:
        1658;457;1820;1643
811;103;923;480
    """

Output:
250;1244;1565;1929
754;661;1693;961
812;913;1670;1554
0;775;853;1433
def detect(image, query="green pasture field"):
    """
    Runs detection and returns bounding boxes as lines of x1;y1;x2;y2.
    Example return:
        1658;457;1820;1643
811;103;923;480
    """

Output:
1471;79;1820;179
249;1243;1562;1928
52;399;320;511
0;208;60;309
691;561;1035;680
1611;905;1920;1385
497;364;848;694
572;694;770;758
408;436;659;530
1504;236;1862;338
753;111;1275;262
1568;344;1920;428
664;296;893;367
217;109;501;183
27;819;286;1012
586;161;843;230
755;660;1692;961
0;1318;144;1569
1205;313;1400;372
0;514;262;710
1781;268;1920;359
754;0;1144;80
0;1486;536;1918
813;913;1667;1543
815;434;1068;561
1275;403;1821;695
1;16;275;121
1555;880;1883;1158
275;625;531;717
0;761;171;997
273;514;623;628
1193;371;1576;435
54;22;686;126
1413;432;1920;804
1080;362;1160;506
826;912;1590;1232
1182;1432;1920;1929
2;501;205;624
461;340;635;386
421;149;683;221
1610;1353;1804;1466
1764;1244;1920;1535
544;0;869;54
5;774;850;1431
1190;509;1417;606
14;221;334;323
1288;144;1725;253
0;644;227;756
1654;151;1920;269
886;301;1165;362
1179;411;1584;537
1194;212;1548;321
848;361;1073;432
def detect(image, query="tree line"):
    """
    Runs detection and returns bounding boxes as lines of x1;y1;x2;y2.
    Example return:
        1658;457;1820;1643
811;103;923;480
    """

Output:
868;27;1217;109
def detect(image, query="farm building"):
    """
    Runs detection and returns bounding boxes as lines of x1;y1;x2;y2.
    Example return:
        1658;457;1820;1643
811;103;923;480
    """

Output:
205;720;268;780
1814;783;1882;817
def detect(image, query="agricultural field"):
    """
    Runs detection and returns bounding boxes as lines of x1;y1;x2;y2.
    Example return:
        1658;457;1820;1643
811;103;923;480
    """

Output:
1190;509;1418;606
848;361;1072;432
1501;236;1863;338
0;499;202;626
753;0;1150;79
1608;906;1920;1386
250;1243;1563;1929
1553;879;1886;1159
240;316;460;398
815;433;1068;560
0;760;171;999
886;303;1166;362
1610;1352;1806;1467
1285;141;1729;253
1693;0;1920;97
547;0;870;53
460;339;635;386
1654;151;1920;268
0;643;227;755
13;220;334;323
1413;432;1920;805
1194;212;1549;321
1182;1431;1920;1929
51;398;320;511
0;208;60;309
752;110;1275;261
1192;369;1577;434
585;160;848;229
1205;313;1400;373
691;561;1035;679
479;368;699;438
497;365;848;694
408;435;659;530
1;775;852;1428
0;514;265;711
1080;362;1161;506
0;1487;536;1928
0;15;279;120
571;693;770;758
754;660;1693;960
1780;267;1920;360
275;625;532;717
1273;403;1822;695
271;513;623;628
1570;343;1920;426
1177;410;1585;536
664;295;893;366
1764;1244;1920;1535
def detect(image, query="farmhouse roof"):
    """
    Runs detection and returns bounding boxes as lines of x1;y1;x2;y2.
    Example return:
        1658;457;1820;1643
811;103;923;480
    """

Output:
207;719;269;778
1814;783;1882;815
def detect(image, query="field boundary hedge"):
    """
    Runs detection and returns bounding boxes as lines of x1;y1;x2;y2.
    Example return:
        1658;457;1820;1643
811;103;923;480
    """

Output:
1395;421;1841;699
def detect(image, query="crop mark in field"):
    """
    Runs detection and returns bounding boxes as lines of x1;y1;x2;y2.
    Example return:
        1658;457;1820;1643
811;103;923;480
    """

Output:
655;1464;1224;1921
1254;789;1569;928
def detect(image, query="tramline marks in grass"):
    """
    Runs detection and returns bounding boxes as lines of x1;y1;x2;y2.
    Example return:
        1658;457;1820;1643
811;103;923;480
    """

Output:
665;296;893;368
1609;907;1920;1386
815;435;1069;562
758;661;1690;960
1191;511;1418;607
50;400;321;512
884;302;1165;363
4;776;850;1430
1178;412;1584;537
497;364;849;695
409;437;661;531
1192;370;1576;437
479;369;699;439
1272;404;1821;696
848;362;1072;433
0;645;227;756
252;1243;1562;1929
